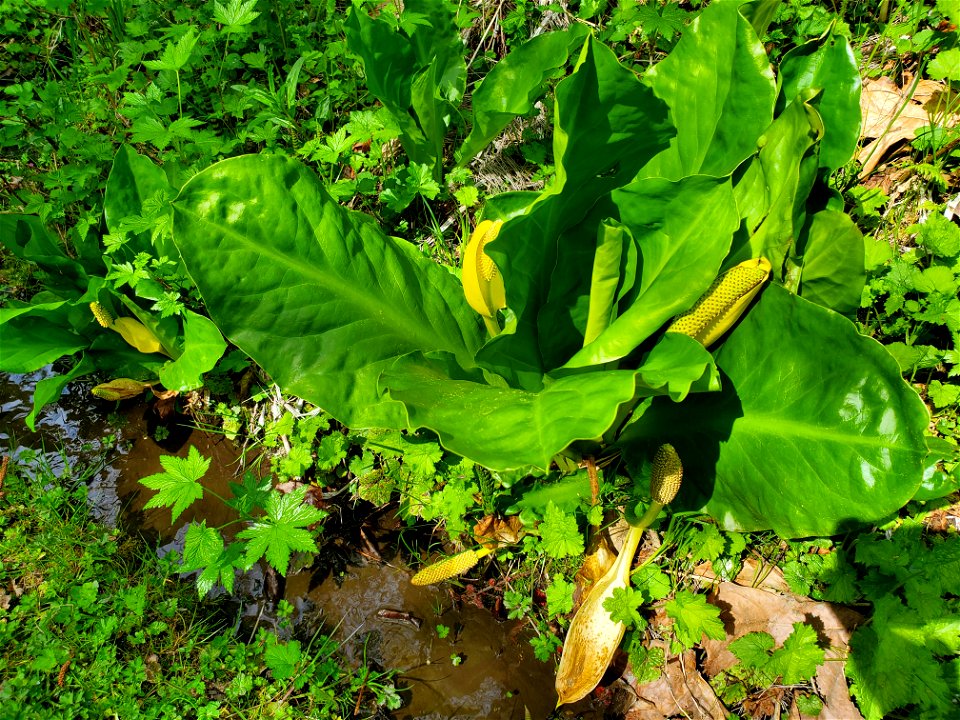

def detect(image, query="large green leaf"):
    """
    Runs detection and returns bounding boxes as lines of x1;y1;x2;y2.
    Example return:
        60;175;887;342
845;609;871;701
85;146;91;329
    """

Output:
479;37;672;386
562;175;739;369
104;145;172;241
0;214;87;290
0;314;87;373
730;92;823;275
640;0;776;180
459;25;589;163
171;154;483;428
797;209;865;314
26;354;95;430
778;30;861;172
620;284;928;538
381;351;640;470
158;309;226;391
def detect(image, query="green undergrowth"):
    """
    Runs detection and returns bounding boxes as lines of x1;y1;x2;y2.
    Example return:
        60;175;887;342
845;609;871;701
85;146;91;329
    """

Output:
2;0;960;718
0;453;400;719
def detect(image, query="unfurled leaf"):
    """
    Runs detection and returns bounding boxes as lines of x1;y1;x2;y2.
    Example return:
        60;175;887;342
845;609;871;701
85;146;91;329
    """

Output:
141;446;210;522
143;29;198;71
213;0;260;31
236;486;327;575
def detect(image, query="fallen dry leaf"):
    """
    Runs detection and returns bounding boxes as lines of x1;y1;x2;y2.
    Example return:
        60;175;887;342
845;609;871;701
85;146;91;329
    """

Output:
625;638;727;720
472;514;524;547
703;582;864;720
858;76;959;177
923;502;960;533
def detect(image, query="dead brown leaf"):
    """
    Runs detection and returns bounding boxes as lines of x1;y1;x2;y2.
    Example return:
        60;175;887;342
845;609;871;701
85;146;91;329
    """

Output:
625;638;727;720
703;582;864;720
472;514;524;547
923;502;960;533
859;76;959;178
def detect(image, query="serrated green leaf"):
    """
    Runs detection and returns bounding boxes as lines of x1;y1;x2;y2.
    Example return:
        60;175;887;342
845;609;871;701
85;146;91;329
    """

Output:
140;446;210;522
181;522;245;595
604;586;646;627
236;486;326;575
928;48;960;82
539;501;584;559
665;590;726;650
316;433;347;471
631;564;671;603
213;0;260;30
264;638;301;679
847;595;955;720
628;641;665;684
546;575;575;617
729;631;776;668
143;29;198;71
929;381;960;410
182;521;223;571
769;622;825;684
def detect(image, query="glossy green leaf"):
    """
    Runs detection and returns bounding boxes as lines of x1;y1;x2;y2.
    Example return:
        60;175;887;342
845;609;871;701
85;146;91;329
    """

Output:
171;154;483;429
157;310;226;391
779;30;861;172
104;145;172;238
730;93;822;275
0;214;87;289
563;176;739;369
583;219;637;346
641;1;776;180
459;25;589;163
479;37;672;386
0;315;87;373
797;209;865;314
381;351;639;470
620;284;928;537
26;354;95;431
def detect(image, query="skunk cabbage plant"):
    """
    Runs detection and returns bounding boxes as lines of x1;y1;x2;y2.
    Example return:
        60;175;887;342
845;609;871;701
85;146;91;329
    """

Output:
169;3;928;538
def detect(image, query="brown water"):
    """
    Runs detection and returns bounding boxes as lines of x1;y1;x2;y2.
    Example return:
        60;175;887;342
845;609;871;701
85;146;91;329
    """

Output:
1;370;618;719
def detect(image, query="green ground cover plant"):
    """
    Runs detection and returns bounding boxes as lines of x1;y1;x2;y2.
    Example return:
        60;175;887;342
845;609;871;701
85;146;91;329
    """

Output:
1;0;959;717
0;453;400;718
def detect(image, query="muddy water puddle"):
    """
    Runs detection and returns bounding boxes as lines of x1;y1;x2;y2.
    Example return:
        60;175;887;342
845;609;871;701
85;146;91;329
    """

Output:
1;370;617;719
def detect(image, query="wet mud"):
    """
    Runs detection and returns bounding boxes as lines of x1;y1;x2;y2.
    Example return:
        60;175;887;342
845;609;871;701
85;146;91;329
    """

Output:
2;370;620;719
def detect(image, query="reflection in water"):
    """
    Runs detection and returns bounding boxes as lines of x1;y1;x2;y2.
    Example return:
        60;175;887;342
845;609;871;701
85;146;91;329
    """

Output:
2;370;614;720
